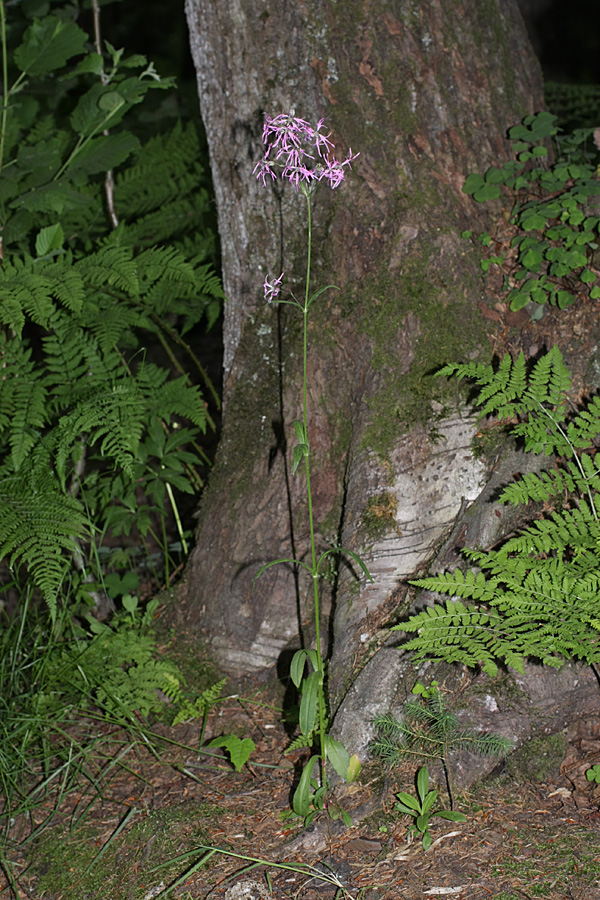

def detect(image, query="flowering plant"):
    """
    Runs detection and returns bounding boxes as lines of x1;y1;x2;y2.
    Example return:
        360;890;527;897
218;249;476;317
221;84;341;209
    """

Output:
253;111;358;191
253;112;369;824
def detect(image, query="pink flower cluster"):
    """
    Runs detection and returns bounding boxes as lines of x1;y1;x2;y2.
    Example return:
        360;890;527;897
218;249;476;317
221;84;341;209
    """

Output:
263;271;284;303
253;111;358;191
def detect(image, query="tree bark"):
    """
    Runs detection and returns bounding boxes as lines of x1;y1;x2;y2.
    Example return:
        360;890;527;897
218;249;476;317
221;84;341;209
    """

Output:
181;0;545;730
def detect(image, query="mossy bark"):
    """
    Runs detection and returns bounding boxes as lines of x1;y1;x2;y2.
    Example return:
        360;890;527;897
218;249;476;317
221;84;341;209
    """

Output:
182;0;543;701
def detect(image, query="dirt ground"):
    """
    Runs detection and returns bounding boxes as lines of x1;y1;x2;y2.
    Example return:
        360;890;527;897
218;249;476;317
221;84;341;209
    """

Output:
3;677;600;900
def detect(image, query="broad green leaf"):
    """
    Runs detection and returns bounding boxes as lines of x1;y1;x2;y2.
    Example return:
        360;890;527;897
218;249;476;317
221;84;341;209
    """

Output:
306;648;319;670
208;735;255;772
463;173;484;195
416;814;430;833
509;290;530;312
290;649;307;688
121;593;138;613
485;166;507;185
347;753;361;783
437;810;467;822
299;670;319;736
70;52;104;77
323;736;351;780
12;181;92;214
416;766;429;803
69;132;140;176
35;223;64;257
15;16;87;77
473;183;501;202
292;755;319;817
395;791;421;813
421;790;438;816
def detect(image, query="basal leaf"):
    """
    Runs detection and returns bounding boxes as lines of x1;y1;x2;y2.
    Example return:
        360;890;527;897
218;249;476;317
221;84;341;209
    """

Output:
299;670;319;736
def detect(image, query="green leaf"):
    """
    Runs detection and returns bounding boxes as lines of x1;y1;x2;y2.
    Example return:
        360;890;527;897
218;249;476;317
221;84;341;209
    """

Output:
292;442;308;474
463;173;485;195
323;736;351;780
416;814;430;833
522;247;543;271
292;755;320;817
306;648;319;670
208;735;255;772
293;420;307;444
69;132;141;176
35;223;64;258
15;16;87;77
474;183;501;202
347;753;361;783
485;166;507;185
290;649;307;688
509;290;530;312
98;90;125;113
252;556;312;591
299;670;320;736
422;829;432;851
421;790;438;816
437;810;467;822
121;593;139;614
395;793;421;814
337;547;374;582
416;766;430;804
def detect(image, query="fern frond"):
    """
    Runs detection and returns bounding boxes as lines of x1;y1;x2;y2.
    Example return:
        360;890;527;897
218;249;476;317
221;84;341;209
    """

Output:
501;502;600;556
172;678;227;725
138;366;208;432
0;338;48;469
0;468;90;618
77;245;140;296
567;395;600;447
55;381;146;484
527;345;571;410
285;733;313;753
500;465;578;505
397;600;512;677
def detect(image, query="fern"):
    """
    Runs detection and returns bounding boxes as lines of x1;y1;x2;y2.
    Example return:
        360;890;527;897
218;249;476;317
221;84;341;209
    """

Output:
172;678;227;726
0;470;90;620
399;348;600;677
49;597;184;718
0;5;223;614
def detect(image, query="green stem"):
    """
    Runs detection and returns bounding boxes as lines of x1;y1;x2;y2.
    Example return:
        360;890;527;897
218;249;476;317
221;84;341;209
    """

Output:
300;188;328;786
165;481;188;556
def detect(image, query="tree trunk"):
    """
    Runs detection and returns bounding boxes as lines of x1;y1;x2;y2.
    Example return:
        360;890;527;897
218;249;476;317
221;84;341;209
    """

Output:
181;0;547;748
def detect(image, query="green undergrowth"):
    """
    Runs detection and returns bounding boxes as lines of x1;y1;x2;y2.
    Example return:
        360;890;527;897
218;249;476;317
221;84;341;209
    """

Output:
29;801;224;900
490;825;600;896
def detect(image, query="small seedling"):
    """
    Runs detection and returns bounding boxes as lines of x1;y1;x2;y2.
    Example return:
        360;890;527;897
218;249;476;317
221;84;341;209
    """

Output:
208;734;255;772
372;681;512;808
586;764;600;783
395;766;466;850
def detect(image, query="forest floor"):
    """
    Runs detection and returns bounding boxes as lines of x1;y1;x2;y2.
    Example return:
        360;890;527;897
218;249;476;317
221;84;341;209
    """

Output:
4;229;600;900
3;673;600;900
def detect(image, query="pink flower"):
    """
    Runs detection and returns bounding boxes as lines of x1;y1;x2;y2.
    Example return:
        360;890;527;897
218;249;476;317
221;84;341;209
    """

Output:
254;111;359;191
264;272;284;302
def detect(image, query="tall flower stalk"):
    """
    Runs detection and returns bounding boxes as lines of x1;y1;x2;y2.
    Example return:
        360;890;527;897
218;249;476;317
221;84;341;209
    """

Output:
254;112;370;823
